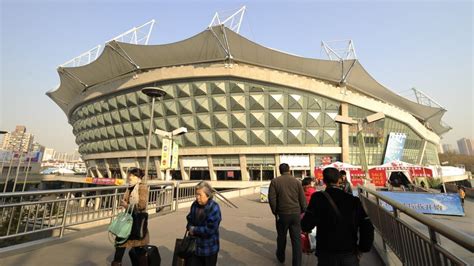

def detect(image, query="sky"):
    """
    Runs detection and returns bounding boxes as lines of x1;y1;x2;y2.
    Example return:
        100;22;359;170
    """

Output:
0;0;472;153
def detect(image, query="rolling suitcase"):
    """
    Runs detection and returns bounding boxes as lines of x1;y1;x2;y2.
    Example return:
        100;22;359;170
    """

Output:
129;245;161;266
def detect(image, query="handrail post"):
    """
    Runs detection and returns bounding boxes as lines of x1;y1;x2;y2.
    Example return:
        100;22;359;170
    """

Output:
112;188;118;218
429;228;441;266
59;192;71;238
174;181;180;211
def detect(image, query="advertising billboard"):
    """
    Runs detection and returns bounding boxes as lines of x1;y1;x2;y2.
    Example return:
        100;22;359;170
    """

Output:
160;138;171;169
379;191;464;216
383;133;407;164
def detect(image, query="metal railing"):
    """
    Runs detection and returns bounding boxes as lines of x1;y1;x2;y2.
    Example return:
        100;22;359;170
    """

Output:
358;186;474;266
0;180;241;246
0;183;175;244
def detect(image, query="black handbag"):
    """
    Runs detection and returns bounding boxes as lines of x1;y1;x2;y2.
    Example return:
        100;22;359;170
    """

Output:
176;231;196;258
128;210;148;240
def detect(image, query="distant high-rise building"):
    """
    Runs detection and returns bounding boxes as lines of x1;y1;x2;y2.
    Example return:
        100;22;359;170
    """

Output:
442;144;457;154
42;148;55;161
457;138;474;156
1;125;34;153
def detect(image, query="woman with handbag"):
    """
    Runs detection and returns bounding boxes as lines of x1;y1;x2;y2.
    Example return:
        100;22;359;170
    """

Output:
185;181;222;266
111;168;149;266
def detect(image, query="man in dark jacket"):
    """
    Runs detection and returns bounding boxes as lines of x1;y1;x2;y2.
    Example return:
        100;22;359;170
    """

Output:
301;167;374;266
269;163;307;266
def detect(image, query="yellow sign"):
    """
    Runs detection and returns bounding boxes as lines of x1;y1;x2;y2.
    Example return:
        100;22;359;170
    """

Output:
160;138;171;169
85;177;93;184
171;141;179;169
115;179;125;186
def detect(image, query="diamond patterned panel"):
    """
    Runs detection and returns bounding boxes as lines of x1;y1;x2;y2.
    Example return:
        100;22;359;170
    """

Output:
288;94;303;109
230;95;245;111
114;125;124;137
232;130;248;145
305;129;320;144
194;98;209;113
269;94;284;109
164;102;177;116
184;132;198;146
119;109;131;122
181;116;196;130
108;98;118;110
288;112;303;127
132;122;144;135
192;83;207;96
177;83;191;98
179;99;194;114
136;136;146;149
126;137;137;149
288;129;303;144
123;123;134;136
229;82;245;93
213;113;229;129
250;112;265;127
307;112;321;127
196;115;212;130
162;85;176;100
126;93;138;106
129;107;140;121
215;131;231;145
269;112;284;127
231;113;246;128
249;95;265;110
212;96;227;111
199;131;214;146
250;129;266;145
117;95;127;108
167;117;180;130
139;105;151;119
210;82;226;94
269;129;284;145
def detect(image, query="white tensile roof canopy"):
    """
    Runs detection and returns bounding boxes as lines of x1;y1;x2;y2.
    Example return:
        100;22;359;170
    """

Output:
47;26;450;135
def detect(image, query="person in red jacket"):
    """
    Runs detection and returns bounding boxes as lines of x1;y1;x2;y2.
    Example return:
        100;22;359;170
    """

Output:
302;177;316;205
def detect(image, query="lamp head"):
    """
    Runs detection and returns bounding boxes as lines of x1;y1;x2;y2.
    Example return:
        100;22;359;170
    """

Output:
141;87;166;99
172;127;188;136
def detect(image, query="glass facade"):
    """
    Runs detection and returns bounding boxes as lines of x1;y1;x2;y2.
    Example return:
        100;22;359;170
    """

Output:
348;105;437;165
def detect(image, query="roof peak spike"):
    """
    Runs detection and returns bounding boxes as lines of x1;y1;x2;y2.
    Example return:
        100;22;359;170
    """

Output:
209;5;246;33
321;39;357;61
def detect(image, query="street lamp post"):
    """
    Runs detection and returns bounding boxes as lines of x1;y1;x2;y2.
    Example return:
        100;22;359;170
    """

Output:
335;112;385;183
155;127;188;181
141;87;167;183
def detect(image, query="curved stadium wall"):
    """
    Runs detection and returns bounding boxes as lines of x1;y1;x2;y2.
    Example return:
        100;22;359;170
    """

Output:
68;64;440;181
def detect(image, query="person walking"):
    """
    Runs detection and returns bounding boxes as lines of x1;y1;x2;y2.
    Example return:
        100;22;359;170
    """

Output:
302;177;316;205
185;181;222;266
458;186;466;205
339;170;353;195
268;163;307;266
301;167;374;266
111;168;149;266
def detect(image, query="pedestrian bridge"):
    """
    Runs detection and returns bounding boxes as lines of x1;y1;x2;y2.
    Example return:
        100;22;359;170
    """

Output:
0;182;472;265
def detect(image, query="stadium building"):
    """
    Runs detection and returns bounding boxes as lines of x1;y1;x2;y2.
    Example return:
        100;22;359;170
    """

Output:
47;24;449;182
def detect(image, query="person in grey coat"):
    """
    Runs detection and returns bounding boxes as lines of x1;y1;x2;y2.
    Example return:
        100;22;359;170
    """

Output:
268;163;307;266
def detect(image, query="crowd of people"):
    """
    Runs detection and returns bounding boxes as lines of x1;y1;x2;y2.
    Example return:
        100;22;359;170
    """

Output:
269;163;374;266
110;164;374;266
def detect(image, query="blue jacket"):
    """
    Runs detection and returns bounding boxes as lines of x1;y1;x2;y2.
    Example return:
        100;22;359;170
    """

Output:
186;199;221;256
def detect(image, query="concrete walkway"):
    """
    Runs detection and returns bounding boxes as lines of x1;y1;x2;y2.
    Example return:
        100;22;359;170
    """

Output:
2;194;383;266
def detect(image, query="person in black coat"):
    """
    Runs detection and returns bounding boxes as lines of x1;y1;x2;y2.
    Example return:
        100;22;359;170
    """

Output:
301;167;374;266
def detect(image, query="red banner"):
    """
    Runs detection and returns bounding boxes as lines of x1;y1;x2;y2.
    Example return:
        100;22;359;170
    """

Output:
369;169;387;187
